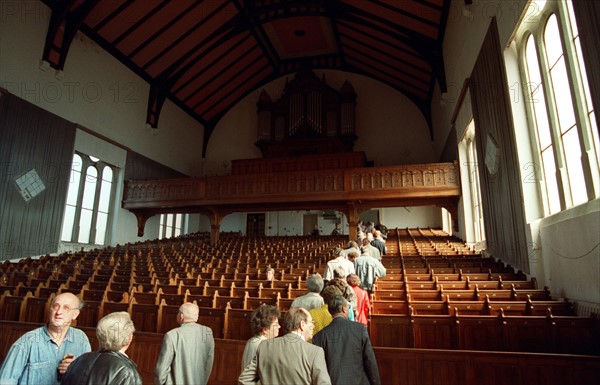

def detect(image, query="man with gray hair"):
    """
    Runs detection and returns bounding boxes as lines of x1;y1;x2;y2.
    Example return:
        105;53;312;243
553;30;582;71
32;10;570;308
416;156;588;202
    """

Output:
238;307;331;385
61;311;141;385
290;274;325;311
155;302;214;385
361;235;381;261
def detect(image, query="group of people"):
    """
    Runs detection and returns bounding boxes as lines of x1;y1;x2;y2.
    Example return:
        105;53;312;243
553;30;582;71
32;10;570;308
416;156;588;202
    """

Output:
238;242;387;385
0;292;215;385
0;231;386;385
238;302;380;385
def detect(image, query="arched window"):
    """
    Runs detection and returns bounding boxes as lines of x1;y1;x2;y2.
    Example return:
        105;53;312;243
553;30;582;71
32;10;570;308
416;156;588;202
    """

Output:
61;152;117;245
517;1;599;215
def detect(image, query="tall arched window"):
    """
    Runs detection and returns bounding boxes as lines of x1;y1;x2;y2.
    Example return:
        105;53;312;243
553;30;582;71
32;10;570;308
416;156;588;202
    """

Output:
463;120;485;243
61;152;118;245
517;0;599;215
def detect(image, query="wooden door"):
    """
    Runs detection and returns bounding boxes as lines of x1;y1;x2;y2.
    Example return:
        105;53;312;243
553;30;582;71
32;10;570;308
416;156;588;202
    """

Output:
246;213;265;236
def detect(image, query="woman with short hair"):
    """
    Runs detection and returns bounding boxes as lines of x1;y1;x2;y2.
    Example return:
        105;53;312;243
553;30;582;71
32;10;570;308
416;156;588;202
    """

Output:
240;304;281;370
61;312;142;385
347;274;371;327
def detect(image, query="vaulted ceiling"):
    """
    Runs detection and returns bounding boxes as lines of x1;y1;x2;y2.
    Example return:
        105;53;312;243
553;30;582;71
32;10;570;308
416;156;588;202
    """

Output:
41;0;451;151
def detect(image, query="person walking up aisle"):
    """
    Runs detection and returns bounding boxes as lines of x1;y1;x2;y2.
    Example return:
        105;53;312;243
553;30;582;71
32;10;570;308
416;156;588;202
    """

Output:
155;302;215;385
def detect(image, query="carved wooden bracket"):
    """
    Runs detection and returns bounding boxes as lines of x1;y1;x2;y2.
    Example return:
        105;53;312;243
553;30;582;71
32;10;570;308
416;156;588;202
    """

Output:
133;210;152;237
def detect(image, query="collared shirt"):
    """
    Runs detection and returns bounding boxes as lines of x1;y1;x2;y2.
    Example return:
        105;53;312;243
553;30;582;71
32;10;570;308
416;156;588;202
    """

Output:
354;255;387;291
0;325;91;385
323;257;356;280
290;292;324;311
290;331;306;341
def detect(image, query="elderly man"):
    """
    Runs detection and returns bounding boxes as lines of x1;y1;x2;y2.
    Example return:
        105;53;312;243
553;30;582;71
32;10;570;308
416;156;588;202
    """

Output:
290;274;325;311
61;311;141;385
323;248;355;281
371;230;387;256
155;302;215;385
355;246;386;292
238;307;331;385
313;295;381;385
0;292;91;385
343;241;360;259
362;235;381;261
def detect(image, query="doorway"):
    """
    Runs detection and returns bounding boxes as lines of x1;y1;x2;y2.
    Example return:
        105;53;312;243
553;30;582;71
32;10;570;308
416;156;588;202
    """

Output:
246;213;265;236
303;214;318;235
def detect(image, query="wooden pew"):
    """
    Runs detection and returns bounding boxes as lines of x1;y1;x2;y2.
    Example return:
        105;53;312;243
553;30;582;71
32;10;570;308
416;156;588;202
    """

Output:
372;300;409;315
197;305;228;339
0;292;24;321
455;312;506;351
225;308;253;340
527;299;575;316
129;298;159;333
369;314;413;348
20;292;51;323
214;292;246;309
410;311;457;349
503;314;553;353
549;316;600;355
409;301;449;315
157;301;180;334
373;289;406;301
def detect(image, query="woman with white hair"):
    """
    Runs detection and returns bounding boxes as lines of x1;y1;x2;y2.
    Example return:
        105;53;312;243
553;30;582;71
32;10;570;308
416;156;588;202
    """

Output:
61;311;142;385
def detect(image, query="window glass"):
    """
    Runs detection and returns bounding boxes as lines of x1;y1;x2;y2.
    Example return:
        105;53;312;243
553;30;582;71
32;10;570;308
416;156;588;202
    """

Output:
562;127;587;205
95;212;108;245
66;154;82;206
82;166;97;210
98;166;112;213
61;205;76;241
159;215;164;239
61;153;117;245
518;2;598;214
541;149;561;214
78;208;93;243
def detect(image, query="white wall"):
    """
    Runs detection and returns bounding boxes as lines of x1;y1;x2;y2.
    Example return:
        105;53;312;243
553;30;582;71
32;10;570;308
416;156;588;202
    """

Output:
528;199;600;309
0;2;205;177
381;207;442;230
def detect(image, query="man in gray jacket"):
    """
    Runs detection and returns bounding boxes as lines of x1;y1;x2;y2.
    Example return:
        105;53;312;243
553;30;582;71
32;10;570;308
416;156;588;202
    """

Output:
155;302;214;385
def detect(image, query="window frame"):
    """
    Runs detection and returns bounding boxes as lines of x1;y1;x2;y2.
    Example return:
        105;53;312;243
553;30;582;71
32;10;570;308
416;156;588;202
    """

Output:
159;213;187;239
516;0;599;216
61;151;118;245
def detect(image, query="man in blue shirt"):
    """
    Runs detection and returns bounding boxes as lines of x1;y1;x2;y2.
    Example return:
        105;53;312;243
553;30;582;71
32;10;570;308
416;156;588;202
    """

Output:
0;292;91;385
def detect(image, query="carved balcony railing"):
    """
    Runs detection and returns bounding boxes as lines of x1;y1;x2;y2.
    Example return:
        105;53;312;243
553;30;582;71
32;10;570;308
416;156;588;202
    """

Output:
122;162;460;210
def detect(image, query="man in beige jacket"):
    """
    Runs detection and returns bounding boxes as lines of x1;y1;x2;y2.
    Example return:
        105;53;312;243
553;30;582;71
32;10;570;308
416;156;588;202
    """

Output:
238;307;331;385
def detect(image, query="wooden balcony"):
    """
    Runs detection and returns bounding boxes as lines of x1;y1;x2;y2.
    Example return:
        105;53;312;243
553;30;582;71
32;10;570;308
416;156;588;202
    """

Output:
122;162;461;237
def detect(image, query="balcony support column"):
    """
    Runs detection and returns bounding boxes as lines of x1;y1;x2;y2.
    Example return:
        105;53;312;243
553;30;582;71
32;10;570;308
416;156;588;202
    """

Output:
209;208;222;245
345;203;359;241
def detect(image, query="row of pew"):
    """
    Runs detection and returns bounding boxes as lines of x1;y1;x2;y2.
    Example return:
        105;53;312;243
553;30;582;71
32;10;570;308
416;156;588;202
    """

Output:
0;229;598;356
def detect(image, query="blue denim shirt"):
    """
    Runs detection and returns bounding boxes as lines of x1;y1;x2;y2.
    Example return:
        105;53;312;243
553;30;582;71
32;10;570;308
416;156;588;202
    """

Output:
0;325;91;385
